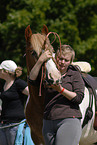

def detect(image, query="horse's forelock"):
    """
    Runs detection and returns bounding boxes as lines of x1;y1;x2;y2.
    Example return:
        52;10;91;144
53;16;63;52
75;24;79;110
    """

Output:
30;33;46;56
30;32;54;58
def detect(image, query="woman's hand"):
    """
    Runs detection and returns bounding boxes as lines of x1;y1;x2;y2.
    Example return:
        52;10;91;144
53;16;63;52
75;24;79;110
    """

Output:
29;50;52;80
39;50;52;63
50;83;77;100
50;84;63;93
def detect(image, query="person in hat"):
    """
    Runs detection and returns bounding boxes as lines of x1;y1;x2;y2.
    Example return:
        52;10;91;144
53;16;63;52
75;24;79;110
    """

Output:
0;60;29;145
29;45;85;145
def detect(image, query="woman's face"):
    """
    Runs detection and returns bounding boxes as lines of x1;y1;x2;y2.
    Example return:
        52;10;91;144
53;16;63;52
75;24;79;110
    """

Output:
0;69;4;79
0;69;8;80
56;53;72;74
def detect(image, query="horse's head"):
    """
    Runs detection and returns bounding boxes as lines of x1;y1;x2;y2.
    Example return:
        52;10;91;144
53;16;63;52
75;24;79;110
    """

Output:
25;25;62;86
25;25;54;57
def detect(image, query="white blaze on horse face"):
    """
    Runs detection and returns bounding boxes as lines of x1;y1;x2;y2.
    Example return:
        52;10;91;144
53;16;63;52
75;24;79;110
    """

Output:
46;58;61;83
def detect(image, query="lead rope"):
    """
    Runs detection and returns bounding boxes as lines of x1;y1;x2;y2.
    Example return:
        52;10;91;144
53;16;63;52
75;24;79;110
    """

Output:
39;32;62;96
46;31;62;55
45;32;62;70
39;66;44;96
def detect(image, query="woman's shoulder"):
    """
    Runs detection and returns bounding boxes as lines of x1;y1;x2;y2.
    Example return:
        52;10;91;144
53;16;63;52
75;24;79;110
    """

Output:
15;78;27;87
67;65;84;82
68;65;81;73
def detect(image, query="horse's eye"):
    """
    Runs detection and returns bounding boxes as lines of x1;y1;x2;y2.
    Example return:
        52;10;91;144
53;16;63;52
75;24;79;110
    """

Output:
31;50;38;60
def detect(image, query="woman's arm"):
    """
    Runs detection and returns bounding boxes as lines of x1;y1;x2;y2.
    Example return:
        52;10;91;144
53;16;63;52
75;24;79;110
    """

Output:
50;84;77;100
29;50;52;80
22;86;29;96
50;71;85;104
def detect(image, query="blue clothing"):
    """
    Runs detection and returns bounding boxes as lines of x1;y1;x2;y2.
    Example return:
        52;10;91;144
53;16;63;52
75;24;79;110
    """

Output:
24;124;34;145
15;120;34;145
15;120;25;145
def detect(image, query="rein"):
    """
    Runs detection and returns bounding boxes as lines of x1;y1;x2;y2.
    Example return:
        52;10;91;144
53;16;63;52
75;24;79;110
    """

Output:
45;31;62;55
46;31;62;70
39;32;62;96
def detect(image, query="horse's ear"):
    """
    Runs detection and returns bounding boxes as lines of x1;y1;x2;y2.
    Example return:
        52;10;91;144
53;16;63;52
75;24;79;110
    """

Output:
41;24;48;35
25;25;32;47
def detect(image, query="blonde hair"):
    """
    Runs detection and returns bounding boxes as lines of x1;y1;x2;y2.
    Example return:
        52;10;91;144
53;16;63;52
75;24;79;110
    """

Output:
56;45;75;62
15;67;22;77
4;66;22;78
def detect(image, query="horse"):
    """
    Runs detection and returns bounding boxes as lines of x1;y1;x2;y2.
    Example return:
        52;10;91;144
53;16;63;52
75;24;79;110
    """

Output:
25;24;97;145
25;24;62;145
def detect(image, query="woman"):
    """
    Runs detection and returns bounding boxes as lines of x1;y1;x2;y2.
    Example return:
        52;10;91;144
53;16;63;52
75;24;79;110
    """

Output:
29;45;85;145
0;60;29;145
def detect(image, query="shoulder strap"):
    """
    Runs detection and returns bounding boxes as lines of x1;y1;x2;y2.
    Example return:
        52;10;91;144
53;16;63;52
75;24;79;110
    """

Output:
68;65;81;72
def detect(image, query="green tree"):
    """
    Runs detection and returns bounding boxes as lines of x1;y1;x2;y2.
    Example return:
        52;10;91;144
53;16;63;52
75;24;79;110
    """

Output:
0;0;50;79
75;0;97;76
0;0;97;78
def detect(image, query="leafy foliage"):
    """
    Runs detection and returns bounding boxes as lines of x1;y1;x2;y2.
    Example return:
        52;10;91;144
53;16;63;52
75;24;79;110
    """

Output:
0;0;97;80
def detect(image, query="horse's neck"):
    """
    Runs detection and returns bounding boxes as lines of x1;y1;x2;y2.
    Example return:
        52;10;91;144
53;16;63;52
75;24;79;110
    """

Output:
26;50;36;74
